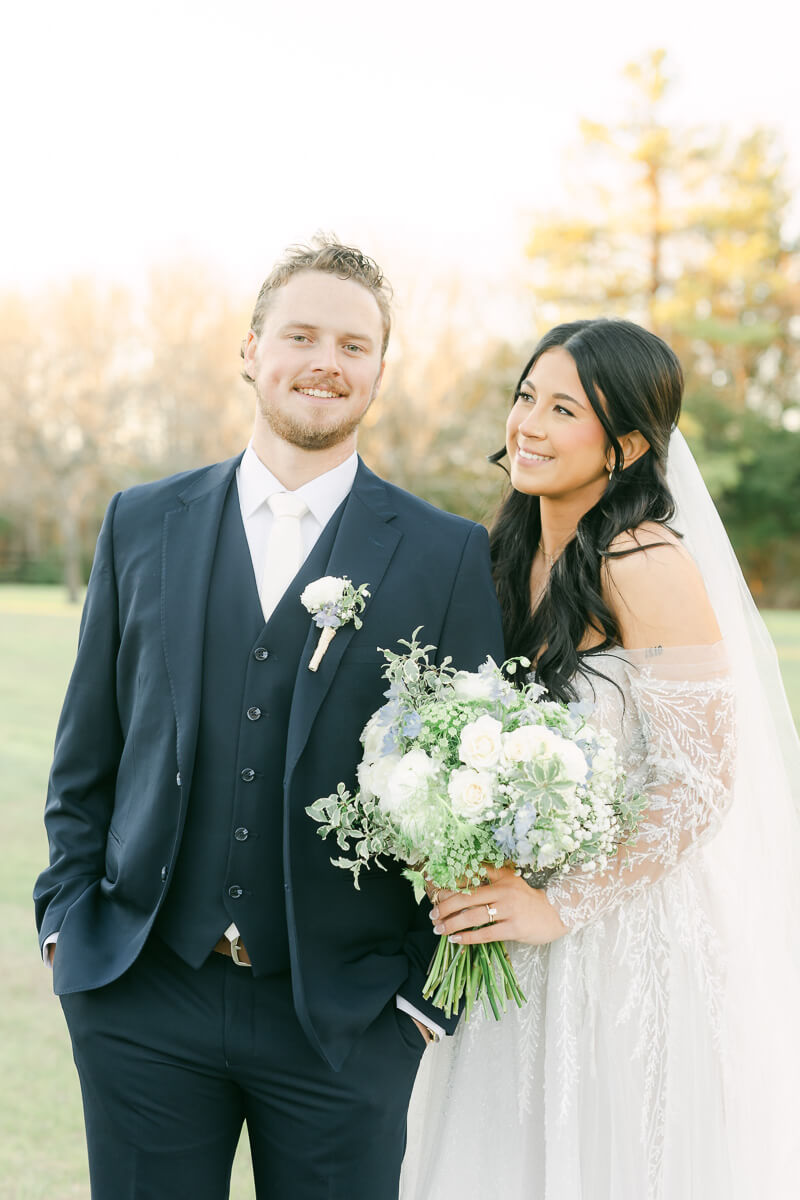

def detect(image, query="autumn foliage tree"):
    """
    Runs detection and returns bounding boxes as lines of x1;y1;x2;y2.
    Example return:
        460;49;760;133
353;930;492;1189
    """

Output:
523;49;800;603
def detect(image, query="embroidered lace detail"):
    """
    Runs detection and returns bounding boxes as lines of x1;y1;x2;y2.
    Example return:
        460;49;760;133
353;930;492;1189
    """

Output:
546;644;735;932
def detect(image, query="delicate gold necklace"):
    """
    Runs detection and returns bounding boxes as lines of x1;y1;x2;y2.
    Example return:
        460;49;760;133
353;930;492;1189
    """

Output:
538;538;569;566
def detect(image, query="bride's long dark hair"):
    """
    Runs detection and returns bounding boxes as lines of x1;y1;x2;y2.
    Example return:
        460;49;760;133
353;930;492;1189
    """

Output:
490;319;683;701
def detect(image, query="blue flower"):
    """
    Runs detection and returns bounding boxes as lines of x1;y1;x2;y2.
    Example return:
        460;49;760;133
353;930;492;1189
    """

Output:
514;804;537;837
492;824;516;856
382;728;400;755
402;712;422;738
377;700;402;726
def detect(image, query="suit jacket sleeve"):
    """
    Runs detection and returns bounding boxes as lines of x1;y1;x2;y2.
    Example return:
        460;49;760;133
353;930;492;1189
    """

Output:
33;493;125;947
398;520;505;1032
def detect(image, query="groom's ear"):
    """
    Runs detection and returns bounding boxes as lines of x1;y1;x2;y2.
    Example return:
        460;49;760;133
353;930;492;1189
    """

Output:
242;330;258;380
372;359;386;399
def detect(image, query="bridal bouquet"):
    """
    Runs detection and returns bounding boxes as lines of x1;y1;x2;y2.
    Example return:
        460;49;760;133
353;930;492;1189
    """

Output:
307;631;644;1021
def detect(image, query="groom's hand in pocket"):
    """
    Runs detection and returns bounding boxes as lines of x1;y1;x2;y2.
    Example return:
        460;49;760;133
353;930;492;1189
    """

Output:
410;1016;432;1045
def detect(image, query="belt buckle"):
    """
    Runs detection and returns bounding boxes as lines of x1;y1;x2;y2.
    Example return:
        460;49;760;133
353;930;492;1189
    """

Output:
224;922;250;968
230;937;248;967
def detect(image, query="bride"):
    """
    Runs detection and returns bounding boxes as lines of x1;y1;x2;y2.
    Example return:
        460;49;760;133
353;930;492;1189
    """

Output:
401;319;800;1199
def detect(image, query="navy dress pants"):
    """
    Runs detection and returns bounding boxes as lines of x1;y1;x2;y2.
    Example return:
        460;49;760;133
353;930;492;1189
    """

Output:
59;936;427;1200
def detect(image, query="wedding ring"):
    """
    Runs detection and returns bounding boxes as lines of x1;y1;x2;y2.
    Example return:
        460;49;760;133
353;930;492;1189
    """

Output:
486;904;497;924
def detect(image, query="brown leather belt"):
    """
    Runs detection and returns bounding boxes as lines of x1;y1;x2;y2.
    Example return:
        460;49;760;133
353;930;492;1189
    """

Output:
213;936;252;967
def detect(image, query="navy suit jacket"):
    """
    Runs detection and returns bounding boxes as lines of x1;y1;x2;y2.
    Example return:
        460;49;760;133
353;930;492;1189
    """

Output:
34;455;505;1068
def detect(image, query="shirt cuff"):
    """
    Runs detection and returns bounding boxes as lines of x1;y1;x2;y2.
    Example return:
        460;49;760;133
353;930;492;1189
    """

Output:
42;932;58;967
396;994;445;1041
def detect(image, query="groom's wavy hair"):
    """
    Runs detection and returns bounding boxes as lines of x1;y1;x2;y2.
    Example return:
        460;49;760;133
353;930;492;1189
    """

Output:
241;234;393;383
489;318;683;702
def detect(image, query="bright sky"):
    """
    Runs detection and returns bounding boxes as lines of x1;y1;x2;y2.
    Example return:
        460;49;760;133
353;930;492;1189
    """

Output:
3;0;797;335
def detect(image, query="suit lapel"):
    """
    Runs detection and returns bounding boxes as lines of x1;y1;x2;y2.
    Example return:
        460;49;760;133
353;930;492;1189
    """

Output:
161;455;242;791
285;462;401;778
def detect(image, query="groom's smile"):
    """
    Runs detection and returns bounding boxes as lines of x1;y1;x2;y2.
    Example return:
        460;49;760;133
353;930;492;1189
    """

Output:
293;380;349;402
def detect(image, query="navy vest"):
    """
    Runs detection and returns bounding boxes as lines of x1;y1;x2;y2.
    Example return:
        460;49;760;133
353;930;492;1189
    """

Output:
155;479;345;974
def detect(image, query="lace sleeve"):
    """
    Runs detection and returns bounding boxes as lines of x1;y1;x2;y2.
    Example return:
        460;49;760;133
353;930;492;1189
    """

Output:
545;642;736;931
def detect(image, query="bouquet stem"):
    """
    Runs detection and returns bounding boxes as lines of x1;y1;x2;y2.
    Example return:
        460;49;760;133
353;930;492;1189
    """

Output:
422;934;526;1021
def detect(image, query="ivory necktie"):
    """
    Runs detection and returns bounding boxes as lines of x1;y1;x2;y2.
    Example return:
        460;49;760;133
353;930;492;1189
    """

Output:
259;492;309;621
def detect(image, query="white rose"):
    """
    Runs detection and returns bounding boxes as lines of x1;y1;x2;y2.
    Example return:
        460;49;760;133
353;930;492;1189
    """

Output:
448;766;496;820
555;738;589;784
503;724;548;764
301;576;348;610
379;748;439;817
358;752;403;800
503;723;562;763
503;724;588;783
459;714;503;770
451;669;497;702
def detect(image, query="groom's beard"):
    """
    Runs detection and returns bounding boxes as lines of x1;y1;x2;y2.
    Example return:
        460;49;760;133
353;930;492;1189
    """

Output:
255;379;378;452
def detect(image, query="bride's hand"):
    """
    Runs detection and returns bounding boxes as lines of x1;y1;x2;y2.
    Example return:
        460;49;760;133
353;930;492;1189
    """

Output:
429;865;568;947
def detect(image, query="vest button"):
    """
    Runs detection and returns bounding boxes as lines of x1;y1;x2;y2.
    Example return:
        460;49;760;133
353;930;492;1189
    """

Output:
161;865;168;883
228;884;243;899
240;768;255;782
254;647;269;661
234;827;249;842
246;707;262;721
176;772;181;787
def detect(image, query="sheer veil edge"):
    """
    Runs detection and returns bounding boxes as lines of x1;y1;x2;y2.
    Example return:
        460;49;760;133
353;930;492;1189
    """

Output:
666;429;800;1191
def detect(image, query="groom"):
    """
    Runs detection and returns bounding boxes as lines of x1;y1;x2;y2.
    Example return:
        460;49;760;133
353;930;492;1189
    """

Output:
34;237;505;1199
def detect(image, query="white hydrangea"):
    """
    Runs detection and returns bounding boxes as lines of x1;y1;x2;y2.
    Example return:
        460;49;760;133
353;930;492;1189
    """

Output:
360;710;388;760
357;751;403;801
379;748;439;817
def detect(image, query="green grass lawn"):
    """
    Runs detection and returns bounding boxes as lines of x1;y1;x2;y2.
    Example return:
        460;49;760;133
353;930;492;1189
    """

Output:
0;587;258;1200
2;584;798;1199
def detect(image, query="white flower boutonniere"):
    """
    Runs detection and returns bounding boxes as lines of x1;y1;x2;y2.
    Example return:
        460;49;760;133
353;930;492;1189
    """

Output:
301;576;371;672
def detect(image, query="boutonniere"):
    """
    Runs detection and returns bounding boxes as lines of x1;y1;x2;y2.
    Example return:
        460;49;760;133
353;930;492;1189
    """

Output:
301;576;371;672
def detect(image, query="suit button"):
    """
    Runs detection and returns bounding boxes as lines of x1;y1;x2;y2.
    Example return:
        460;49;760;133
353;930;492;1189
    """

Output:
228;884;243;899
254;647;269;661
161;865;168;882
240;768;255;782
234;827;249;842
176;772;181;787
246;707;262;721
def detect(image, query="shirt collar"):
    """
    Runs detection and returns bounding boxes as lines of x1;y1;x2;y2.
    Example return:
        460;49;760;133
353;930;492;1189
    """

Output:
237;443;359;526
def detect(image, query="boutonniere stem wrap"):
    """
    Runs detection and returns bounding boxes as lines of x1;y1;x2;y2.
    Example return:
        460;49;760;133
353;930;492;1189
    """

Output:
301;576;371;672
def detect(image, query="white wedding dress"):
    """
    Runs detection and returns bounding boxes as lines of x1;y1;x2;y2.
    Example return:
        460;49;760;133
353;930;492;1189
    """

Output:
401;434;800;1200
